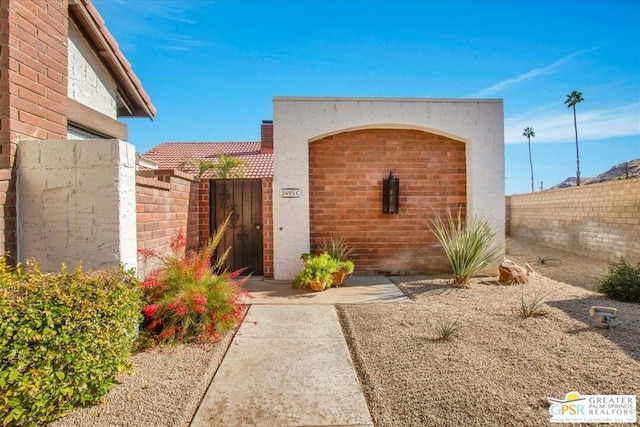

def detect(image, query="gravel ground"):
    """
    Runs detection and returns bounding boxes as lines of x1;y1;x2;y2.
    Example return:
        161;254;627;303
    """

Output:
49;239;638;426
49;331;236;427
337;239;639;426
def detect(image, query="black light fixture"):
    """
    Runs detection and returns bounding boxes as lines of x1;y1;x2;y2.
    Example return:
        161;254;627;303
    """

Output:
382;171;399;214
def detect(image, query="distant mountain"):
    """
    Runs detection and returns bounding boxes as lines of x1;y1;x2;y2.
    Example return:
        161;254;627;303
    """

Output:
549;158;640;190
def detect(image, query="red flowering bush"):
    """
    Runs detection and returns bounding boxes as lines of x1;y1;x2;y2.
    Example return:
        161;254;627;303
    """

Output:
138;216;250;343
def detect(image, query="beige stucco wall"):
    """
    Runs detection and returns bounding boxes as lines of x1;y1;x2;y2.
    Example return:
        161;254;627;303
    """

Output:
17;139;137;272
272;97;505;279
67;19;118;120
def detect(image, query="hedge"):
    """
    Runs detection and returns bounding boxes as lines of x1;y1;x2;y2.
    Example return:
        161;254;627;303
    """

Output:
0;260;143;426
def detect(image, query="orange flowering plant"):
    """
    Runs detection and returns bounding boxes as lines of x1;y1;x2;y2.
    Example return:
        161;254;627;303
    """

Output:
138;216;251;343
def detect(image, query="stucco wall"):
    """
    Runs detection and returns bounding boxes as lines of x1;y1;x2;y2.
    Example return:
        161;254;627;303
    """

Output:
16;139;137;271
67;18;118;120
272;97;504;279
507;178;640;263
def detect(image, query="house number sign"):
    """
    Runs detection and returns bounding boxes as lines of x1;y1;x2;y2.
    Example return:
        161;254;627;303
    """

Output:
280;188;301;198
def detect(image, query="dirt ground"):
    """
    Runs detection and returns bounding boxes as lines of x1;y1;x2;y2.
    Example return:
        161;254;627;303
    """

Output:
337;239;639;426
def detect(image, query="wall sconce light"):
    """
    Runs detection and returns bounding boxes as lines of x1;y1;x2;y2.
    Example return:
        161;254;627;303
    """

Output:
382;171;399;214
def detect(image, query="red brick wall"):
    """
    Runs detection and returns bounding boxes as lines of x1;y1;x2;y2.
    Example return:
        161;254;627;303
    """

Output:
262;177;273;278
309;128;466;275
136;169;199;277
0;0;68;258
198;179;210;247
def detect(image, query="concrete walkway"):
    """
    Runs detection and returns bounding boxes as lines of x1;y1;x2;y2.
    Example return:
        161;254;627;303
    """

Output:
191;277;405;426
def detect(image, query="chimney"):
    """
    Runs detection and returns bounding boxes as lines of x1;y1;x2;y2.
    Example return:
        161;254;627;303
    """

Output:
260;120;273;153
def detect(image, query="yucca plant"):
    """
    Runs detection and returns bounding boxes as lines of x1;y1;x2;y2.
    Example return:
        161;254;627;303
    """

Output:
519;289;547;318
319;234;356;262
429;209;502;288
431;317;461;340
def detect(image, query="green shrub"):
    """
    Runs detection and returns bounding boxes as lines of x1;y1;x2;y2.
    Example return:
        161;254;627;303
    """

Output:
0;261;143;426
429;209;502;288
139;216;250;344
597;257;640;303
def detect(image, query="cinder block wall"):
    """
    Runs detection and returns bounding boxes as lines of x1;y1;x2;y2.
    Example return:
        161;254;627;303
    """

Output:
17;139;137;272
309;128;466;274
507;178;640;263
0;0;68;259
136;169;200;277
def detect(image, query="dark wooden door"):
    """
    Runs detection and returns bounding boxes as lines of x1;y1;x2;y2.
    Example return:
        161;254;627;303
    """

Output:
211;179;263;275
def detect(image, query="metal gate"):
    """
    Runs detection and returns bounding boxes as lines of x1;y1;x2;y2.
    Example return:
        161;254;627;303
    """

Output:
210;179;263;275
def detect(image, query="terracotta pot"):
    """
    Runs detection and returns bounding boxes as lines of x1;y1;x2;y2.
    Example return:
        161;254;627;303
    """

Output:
309;279;327;292
332;269;347;286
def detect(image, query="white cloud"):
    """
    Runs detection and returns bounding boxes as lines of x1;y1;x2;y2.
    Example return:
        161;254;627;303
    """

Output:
468;50;587;97
505;103;640;144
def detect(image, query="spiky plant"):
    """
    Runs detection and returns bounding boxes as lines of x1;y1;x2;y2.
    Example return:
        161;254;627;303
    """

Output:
429;209;502;288
431;317;461;340
519;289;547;318
319;234;356;261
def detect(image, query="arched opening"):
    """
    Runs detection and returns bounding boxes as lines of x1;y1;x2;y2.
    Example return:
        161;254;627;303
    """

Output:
308;127;467;275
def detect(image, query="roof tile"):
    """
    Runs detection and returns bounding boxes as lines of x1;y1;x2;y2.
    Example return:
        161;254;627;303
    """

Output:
144;142;273;179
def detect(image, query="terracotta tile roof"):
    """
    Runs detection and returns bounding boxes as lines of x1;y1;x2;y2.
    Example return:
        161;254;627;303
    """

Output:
69;0;156;118
144;142;273;179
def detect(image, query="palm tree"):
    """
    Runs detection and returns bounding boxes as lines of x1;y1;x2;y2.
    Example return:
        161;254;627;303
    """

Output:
564;90;584;186
178;158;217;178
178;154;250;178
213;153;250;178
522;127;536;192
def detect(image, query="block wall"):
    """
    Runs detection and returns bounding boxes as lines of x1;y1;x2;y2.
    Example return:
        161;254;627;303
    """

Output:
67;17;117;118
507;178;640;263
17;139;136;272
310;128;466;274
136;169;200;277
0;0;68;259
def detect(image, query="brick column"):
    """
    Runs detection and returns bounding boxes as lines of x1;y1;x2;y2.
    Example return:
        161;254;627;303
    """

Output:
198;179;210;248
0;0;68;259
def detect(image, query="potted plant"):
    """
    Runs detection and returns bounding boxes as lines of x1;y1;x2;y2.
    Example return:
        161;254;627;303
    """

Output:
332;259;355;287
320;235;356;286
292;253;340;292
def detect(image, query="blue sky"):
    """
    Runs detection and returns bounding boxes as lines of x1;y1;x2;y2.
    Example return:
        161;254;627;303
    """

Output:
93;0;640;195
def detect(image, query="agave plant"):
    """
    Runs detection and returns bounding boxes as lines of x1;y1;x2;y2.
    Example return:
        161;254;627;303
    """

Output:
429;209;502;288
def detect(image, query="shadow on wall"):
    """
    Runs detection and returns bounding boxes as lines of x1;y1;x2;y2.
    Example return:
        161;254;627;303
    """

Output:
547;297;640;362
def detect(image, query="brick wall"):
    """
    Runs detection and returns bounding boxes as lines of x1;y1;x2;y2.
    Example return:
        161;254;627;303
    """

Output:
507;178;640;263
309;128;466;275
136;169;200;277
262;177;273;278
198;179;210;247
0;0;68;258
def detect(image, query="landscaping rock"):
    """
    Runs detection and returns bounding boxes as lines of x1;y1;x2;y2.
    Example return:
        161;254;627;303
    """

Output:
498;260;529;285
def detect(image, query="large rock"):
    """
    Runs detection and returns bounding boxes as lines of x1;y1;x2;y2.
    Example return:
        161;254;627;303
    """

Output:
499;260;529;285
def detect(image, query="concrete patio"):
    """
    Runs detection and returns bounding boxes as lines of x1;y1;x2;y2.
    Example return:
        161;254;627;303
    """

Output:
190;276;407;426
